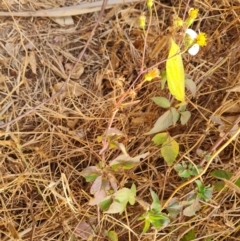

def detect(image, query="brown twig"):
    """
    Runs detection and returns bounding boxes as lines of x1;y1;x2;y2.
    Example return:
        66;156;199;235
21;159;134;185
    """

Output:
0;0;142;17
0;0;109;129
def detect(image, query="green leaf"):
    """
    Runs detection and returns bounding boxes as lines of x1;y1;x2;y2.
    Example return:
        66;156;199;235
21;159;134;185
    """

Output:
174;162;202;178
150;189;161;214
148;212;170;229
213;180;225;191
151;97;171;108
114;188;131;204
189;164;203;176
147;110;173;135
178;169;192;178
142;220;151;234
81;166;101;182
180;111;191;125
178;104;187;112
110;161;136;171
107;230;118;241
110;152;149;171
104;201;125;214
160;70;167;89
210;170;232;180
115;185;136;206
181;229;196;241
235;177;240;188
206;238;212;241
152;133;168;145
166;38;185;102
170;107;180;125
185;77;196;97
140;210;170;233
85;174;99;182
195;180;213;201
99;197;112;211
161;137;179;166
129;184;136;205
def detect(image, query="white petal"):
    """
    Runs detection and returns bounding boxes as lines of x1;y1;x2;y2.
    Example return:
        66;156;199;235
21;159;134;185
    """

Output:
188;44;200;56
186;28;197;39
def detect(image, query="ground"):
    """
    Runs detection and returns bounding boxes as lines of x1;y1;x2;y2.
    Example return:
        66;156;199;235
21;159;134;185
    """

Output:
0;0;240;240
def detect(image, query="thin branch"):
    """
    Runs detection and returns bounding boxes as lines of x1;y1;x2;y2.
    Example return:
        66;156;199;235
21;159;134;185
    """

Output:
0;0;109;129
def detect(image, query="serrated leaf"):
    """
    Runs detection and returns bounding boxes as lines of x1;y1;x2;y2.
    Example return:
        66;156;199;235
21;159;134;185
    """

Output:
147;110;173;135
107;230;118;241
174;163;185;172
152;133;168;145
174;162;202;178
166;38;185;102
185;77;196;97
161;137;179;166
151;97;171;108
210;170;232;180
170;107;180;125
180;111;191;125
150;189;161;214
179;169;193;178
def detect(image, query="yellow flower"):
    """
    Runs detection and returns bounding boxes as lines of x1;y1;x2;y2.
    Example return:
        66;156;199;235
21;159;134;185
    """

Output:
186;8;199;27
173;17;184;28
196;32;207;47
139;15;146;29
144;68;160;81
147;0;153;10
188;8;199;19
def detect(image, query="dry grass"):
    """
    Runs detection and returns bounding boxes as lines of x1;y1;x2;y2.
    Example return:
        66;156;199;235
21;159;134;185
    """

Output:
1;0;240;240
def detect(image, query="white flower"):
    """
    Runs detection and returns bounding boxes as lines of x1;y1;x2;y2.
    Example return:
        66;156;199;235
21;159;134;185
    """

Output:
188;43;200;56
185;28;199;56
186;28;207;56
